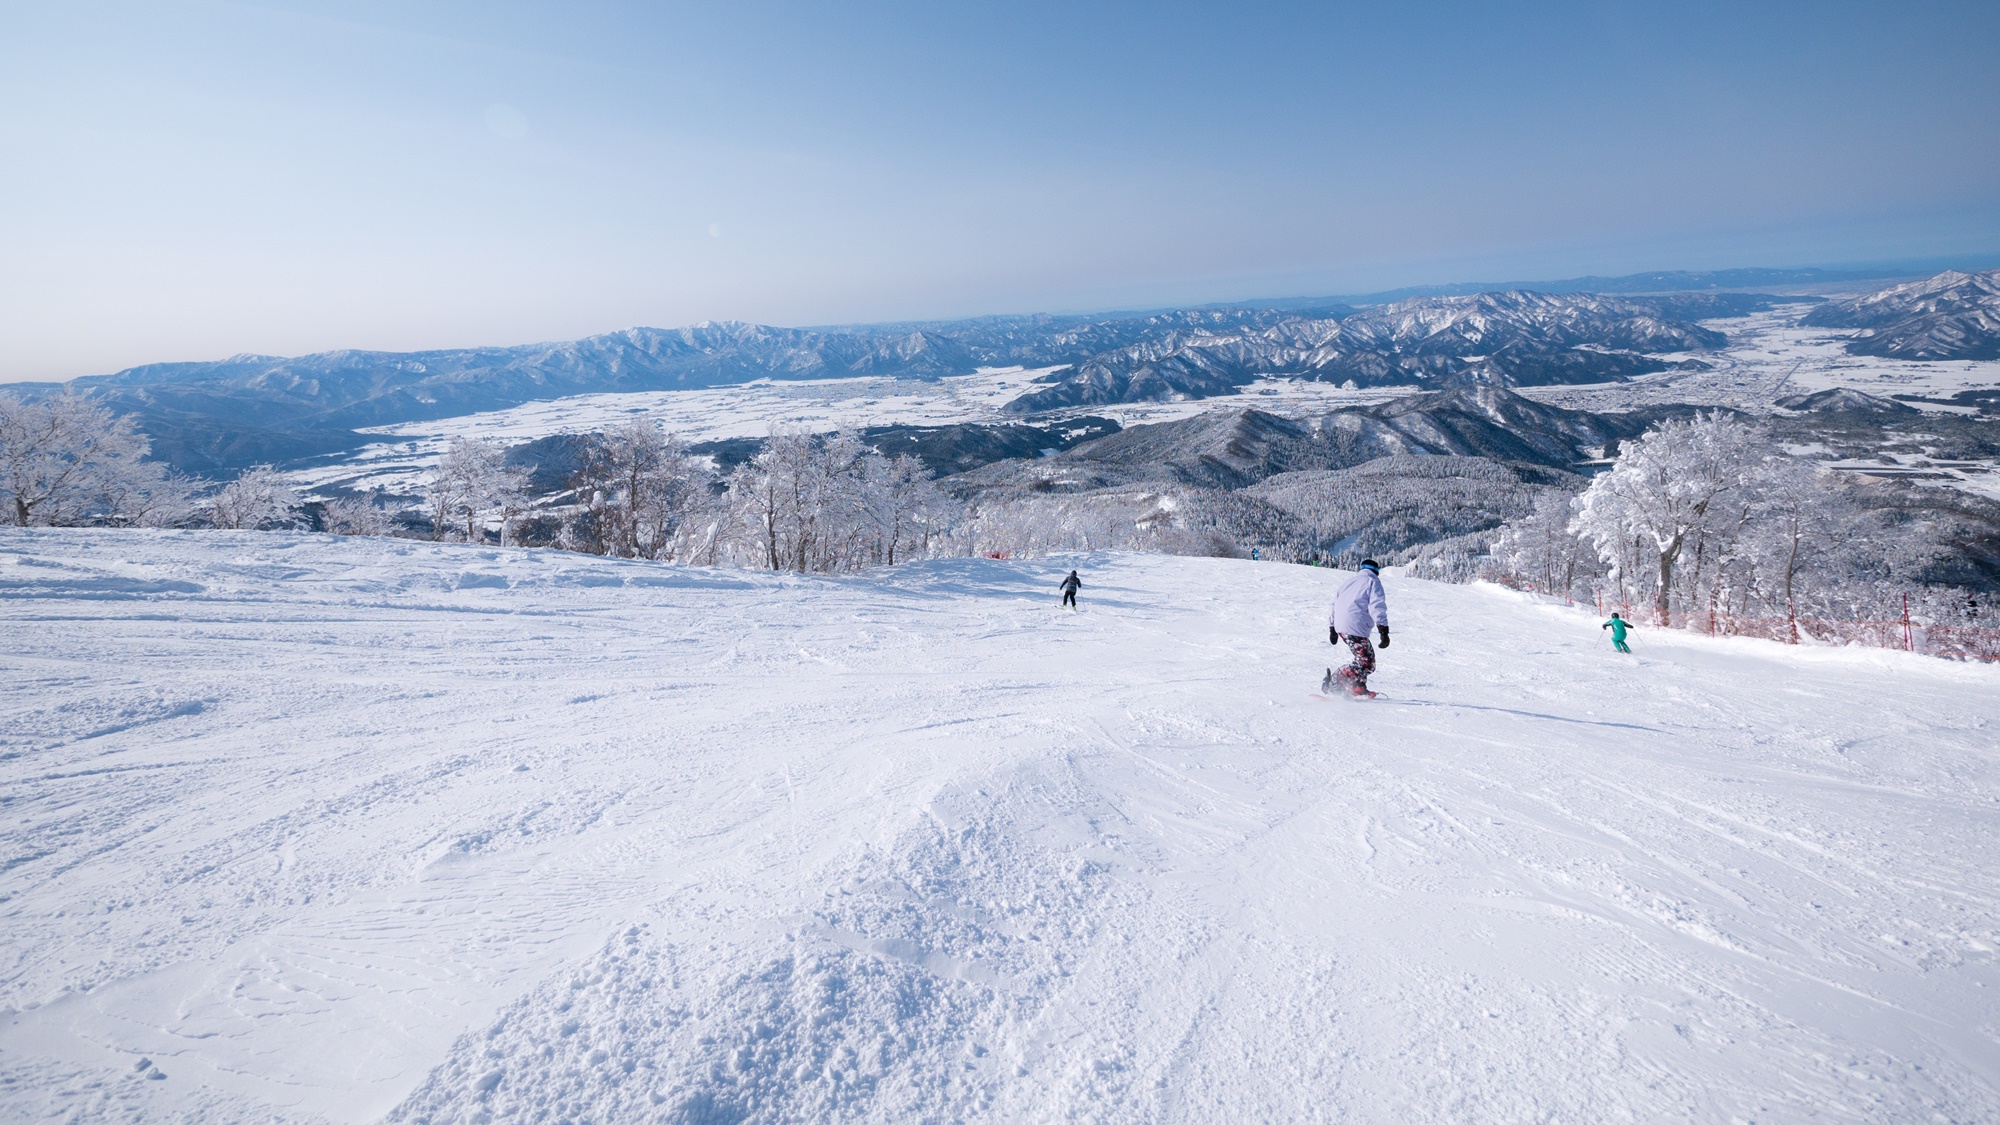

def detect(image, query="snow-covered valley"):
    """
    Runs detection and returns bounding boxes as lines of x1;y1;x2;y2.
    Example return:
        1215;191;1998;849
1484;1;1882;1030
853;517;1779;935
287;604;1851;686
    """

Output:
285;367;1409;498
276;302;2000;504
1524;303;2000;414
3;531;1998;1121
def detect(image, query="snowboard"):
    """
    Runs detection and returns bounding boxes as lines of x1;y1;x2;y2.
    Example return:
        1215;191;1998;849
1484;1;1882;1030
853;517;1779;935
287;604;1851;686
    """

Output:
1316;667;1378;700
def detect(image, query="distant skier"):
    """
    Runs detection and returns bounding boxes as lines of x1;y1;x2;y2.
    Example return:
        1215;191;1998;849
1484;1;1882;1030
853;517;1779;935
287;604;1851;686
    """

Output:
1324;559;1390;698
1602;612;1633;653
1059;570;1082;609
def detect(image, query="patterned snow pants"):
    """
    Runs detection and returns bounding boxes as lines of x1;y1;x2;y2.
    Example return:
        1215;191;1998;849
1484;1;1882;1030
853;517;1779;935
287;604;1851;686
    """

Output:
1335;633;1377;693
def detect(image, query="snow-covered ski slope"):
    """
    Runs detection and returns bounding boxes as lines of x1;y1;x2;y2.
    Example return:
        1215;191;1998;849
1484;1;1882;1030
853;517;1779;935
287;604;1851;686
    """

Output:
4;531;1997;1123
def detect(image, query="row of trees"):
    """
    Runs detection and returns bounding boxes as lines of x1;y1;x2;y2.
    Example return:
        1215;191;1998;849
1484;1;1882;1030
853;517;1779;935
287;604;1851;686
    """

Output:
0;391;961;572
420;422;959;573
11;391;1987;637
1;391;372;533
727;430;954;570
1487;413;1969;637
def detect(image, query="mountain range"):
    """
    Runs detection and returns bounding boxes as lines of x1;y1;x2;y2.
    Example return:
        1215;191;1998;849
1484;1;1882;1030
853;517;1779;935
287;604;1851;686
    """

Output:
9;309;1333;474
999;291;1765;414
7;292;1777;474
11;267;1994;477
1801;270;2000;360
942;385;1672;495
1267;261;1994;308
918;386;1670;567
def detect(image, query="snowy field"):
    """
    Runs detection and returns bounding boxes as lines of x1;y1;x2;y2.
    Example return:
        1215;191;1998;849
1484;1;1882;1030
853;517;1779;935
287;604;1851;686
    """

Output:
286;366;1059;495
1523;303;2000;415
4;531;1999;1122
287;304;2000;502
288;369;1405;497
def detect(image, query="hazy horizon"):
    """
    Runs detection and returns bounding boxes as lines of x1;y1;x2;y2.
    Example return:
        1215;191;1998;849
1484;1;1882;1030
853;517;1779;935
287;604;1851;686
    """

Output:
5;1;1998;382
9;250;2000;386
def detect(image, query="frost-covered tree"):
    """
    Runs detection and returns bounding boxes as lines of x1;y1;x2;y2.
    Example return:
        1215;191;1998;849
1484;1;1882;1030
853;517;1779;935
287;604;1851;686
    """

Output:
0;392;192;527
1744;458;1853;638
1480;416;1922;643
322;490;398;537
729;428;867;572
723;429;959;572
1569;413;1768;623
426;440;478;541
209;466;304;530
726;453;785;571
863;453;958;565
1488;490;1601;600
98;458;200;529
567;420;712;560
426;438;528;543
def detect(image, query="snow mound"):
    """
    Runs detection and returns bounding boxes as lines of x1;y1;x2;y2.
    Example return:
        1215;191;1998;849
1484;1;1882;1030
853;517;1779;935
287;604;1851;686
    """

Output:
394;928;999;1124
393;797;1099;1123
3;529;1998;1122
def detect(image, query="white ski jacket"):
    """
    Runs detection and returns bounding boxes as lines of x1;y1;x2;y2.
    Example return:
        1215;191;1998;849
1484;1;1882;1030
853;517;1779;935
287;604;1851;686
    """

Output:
1329;570;1389;637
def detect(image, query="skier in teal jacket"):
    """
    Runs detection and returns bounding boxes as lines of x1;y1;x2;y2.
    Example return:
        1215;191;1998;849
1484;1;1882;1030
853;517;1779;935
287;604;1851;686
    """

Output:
1602;612;1633;653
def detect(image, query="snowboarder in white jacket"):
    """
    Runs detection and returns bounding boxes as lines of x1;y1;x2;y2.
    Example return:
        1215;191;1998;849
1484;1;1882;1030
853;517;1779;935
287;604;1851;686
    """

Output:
1325;559;1390;697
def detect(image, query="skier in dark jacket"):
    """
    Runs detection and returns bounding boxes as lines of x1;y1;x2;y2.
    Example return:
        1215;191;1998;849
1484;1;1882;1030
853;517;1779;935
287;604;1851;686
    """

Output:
1324;560;1390;698
1059;570;1082;609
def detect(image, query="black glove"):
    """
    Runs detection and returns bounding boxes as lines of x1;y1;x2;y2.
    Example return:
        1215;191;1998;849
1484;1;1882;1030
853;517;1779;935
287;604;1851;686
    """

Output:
1330;626;1339;645
1377;625;1390;648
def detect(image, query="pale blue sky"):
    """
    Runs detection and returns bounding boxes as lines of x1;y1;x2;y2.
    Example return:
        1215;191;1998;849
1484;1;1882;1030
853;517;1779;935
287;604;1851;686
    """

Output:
4;0;1997;380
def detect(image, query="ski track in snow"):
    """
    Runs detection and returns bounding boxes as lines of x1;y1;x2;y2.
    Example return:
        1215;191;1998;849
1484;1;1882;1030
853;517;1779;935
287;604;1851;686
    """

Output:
2;529;1997;1122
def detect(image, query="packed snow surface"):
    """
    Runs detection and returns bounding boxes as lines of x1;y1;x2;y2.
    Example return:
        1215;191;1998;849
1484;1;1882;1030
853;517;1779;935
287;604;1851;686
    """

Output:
3;531;1998;1122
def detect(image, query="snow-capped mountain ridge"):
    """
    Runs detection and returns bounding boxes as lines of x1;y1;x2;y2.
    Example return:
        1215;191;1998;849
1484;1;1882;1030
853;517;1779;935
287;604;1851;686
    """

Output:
2;288;1816;474
954;386;1645;493
1002;291;1755;414
1801;269;2000;360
